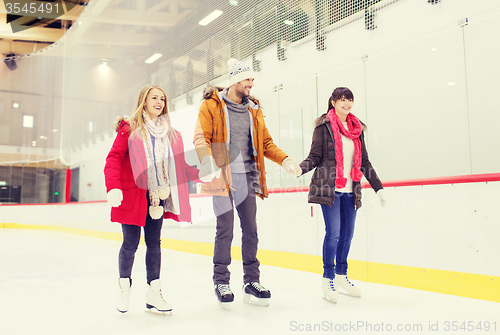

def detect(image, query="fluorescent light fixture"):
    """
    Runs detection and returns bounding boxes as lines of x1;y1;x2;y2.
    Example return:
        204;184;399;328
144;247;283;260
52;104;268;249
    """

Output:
88;122;94;133
52;129;58;132
145;53;162;64
32;141;37;147
0;181;6;186
12;102;19;108
23;115;34;128
102;61;108;65
447;82;456;86
229;0;238;5
199;10;223;26
284;20;294;25
431;48;437;51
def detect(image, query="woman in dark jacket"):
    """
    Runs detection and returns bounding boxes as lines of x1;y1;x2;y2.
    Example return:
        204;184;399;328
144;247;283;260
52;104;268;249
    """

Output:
299;87;386;303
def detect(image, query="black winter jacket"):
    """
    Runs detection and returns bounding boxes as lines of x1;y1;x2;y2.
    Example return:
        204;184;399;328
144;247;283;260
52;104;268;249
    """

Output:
299;114;383;209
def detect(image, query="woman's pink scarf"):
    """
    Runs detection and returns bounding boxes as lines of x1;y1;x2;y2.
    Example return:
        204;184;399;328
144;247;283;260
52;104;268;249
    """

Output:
327;108;363;189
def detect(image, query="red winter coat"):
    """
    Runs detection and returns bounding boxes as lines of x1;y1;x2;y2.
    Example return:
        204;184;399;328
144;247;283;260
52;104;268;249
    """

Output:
104;119;201;226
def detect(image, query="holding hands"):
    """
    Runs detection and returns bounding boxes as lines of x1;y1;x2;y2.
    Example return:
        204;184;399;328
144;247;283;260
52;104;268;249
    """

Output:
199;155;221;182
282;157;302;177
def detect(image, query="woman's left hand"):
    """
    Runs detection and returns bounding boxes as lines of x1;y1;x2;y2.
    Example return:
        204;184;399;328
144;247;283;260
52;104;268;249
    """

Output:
377;189;386;207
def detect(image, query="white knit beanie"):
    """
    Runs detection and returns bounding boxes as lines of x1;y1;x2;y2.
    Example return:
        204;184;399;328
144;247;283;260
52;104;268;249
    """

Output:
227;58;255;86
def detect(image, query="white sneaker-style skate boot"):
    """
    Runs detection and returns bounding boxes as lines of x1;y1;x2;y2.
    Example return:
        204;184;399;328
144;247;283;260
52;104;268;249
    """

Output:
117;278;131;313
335;275;361;297
322;277;339;303
146;279;172;314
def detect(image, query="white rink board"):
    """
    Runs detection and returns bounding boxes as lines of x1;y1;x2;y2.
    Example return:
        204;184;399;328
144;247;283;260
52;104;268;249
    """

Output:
1;181;499;277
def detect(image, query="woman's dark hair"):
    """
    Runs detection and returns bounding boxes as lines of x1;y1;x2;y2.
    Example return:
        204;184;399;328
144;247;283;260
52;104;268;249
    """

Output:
326;87;354;112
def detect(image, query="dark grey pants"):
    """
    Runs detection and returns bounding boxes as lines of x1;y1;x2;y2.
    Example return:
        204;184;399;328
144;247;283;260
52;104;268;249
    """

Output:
212;172;260;285
119;195;163;284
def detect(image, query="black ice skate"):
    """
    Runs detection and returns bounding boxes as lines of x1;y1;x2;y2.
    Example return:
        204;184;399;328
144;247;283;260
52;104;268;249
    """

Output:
215;284;234;310
243;282;271;307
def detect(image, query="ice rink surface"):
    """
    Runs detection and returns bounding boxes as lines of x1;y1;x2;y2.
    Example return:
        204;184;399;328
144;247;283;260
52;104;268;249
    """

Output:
1;229;499;335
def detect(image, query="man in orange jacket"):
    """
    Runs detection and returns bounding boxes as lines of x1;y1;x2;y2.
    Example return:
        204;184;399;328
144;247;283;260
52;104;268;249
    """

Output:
194;58;301;309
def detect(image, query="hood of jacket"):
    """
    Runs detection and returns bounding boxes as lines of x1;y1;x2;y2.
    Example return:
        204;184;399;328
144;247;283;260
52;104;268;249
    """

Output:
114;116;128;132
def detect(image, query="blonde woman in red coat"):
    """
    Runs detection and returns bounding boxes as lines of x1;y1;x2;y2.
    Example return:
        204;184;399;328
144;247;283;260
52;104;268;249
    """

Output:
104;84;206;314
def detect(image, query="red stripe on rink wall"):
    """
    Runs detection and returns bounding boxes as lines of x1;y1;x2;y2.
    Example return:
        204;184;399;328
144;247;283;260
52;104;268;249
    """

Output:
1;173;499;206
267;173;500;194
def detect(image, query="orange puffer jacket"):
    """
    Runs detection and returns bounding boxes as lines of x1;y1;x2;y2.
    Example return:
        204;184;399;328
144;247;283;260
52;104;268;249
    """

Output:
193;87;288;199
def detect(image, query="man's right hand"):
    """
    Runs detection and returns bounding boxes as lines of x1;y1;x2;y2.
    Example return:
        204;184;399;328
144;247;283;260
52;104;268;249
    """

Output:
199;156;221;182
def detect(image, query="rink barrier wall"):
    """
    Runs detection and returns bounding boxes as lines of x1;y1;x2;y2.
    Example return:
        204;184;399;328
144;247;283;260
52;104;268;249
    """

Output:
1;173;500;303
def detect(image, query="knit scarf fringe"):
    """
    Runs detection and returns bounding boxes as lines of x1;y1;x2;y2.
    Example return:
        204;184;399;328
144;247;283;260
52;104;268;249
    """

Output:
142;112;171;219
327;109;363;189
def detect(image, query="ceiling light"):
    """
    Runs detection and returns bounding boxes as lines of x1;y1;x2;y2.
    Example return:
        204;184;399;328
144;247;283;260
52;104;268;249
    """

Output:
52;129;58;132
12;102;19;108
229;0;238;5
199;10;223;26
431;48;437;51
32;141;37;147
447;82;456;86
102;61;108;65
284;20;294;25
145;53;162;64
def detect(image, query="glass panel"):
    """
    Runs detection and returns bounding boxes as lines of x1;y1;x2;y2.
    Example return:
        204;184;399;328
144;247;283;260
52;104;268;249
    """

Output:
364;27;470;180
278;77;317;188
464;13;500;174
255;87;281;190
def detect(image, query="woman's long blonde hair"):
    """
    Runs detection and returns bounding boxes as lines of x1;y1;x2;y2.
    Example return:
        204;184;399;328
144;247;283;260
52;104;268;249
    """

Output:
128;84;177;142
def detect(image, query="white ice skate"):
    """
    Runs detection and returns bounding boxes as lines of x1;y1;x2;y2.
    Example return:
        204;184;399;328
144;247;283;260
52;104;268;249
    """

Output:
117;277;131;313
242;282;271;307
322;277;339;303
215;284;234;310
146;279;172;315
335;275;361;297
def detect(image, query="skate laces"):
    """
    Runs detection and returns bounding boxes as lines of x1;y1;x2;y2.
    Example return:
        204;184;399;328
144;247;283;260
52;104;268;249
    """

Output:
328;278;335;290
250;282;268;292
344;277;354;287
217;284;232;295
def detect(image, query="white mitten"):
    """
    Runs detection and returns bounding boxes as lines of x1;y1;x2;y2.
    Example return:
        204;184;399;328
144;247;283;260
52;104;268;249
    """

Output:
377;189;386;208
199;156;221;182
282;157;302;177
107;188;123;207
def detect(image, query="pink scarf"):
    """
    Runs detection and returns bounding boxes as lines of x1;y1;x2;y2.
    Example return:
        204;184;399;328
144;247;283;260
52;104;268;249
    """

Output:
327;108;363;189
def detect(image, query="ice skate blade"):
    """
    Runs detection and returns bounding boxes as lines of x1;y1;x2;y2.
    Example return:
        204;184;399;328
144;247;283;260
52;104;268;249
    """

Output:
116;308;128;313
338;291;361;298
218;301;232;311
243;293;270;307
146;304;173;315
322;296;338;304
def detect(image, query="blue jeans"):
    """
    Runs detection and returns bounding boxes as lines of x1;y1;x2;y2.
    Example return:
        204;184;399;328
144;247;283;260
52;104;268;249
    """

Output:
119;196;163;284
320;192;357;279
